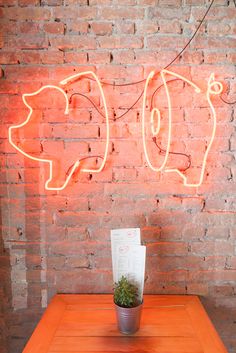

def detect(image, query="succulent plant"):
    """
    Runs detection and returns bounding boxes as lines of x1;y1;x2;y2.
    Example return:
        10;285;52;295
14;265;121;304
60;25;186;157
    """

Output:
114;276;139;308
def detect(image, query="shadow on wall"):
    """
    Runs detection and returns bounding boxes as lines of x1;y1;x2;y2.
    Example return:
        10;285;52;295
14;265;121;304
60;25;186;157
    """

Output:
0;207;12;353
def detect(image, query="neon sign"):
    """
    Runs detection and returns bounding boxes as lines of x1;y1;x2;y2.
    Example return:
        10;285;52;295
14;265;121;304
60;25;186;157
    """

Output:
9;70;223;190
142;69;223;187
8;71;109;191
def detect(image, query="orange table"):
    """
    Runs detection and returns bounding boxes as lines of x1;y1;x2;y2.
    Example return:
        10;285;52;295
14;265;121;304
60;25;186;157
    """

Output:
23;294;227;353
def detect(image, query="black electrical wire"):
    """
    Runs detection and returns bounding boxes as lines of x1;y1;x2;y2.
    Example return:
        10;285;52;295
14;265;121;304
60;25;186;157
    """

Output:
164;0;215;69
220;94;236;105
150;79;182;110
69;90;144;121
69;92;105;118
113;90;144;121
66;0;236;175
66;0;216;89
66;155;104;176
70;79;184;121
152;137;191;172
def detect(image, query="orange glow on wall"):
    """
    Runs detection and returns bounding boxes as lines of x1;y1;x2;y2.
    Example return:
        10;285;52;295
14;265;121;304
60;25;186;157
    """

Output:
9;69;222;190
8;71;109;191
142;69;223;187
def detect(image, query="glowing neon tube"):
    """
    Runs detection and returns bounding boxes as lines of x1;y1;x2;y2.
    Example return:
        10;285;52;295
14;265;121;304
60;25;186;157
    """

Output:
9;71;110;190
142;69;222;187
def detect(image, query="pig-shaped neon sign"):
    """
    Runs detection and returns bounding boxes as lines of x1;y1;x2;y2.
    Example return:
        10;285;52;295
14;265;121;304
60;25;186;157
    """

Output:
8;71;110;191
142;69;223;187
8;69;223;190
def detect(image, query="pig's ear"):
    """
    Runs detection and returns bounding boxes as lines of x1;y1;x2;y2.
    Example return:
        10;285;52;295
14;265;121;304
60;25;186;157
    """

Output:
208;73;215;86
161;69;201;93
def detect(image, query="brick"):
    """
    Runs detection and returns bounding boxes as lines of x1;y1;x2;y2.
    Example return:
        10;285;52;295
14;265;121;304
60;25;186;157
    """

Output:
44;22;65;34
191;7;236;22
40;50;64;64
49;36;96;50
41;0;63;5
64;0;88;4
182;197;204;212
90;22;113;36
98;7;144;20
111;50;135;64
66;21;88;34
18;0;40;5
207;21;232;36
115;22;135;35
98;36;143;49
191;241;234;256
184;0;205;4
89;0;112;3
137;0;156;4
64;52;87;64
19;51;41;64
113;0;136;4
88;51;111;64
2;7;51;20
194;36;236;50
5;66;50;81
147;242;188;256
146;35;188;49
148;7;191;21
6;35;48;50
159;0;182;6
65;256;90;269
136;21;159;35
181;50;204;64
160;225;183;241
187;283;209;295
112;167;137;182
0;0;18;4
0;82;18;94
19;22;40;34
227;52;236;64
148;210;190;227
159;20;182;34
53;7;96;20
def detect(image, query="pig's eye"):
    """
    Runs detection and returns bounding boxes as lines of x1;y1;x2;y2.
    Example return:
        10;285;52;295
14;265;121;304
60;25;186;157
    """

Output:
150;108;161;137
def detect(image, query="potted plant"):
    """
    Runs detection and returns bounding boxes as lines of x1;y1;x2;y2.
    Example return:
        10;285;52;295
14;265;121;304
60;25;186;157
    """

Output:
113;275;143;334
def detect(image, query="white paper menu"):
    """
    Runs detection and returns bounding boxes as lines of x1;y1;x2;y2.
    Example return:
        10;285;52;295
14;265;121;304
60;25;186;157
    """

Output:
115;244;146;301
110;228;146;302
111;228;140;282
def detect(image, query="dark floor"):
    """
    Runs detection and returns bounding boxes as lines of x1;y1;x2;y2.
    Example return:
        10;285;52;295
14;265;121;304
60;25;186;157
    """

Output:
202;298;236;353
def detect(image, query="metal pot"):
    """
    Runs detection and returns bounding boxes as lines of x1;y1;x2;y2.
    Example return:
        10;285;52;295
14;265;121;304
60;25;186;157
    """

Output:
114;301;143;334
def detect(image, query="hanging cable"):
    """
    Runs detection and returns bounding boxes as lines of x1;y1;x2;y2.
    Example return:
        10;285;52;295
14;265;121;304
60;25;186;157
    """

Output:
152;137;191;172
66;155;104;176
69;90;144;120
66;0;236;175
220;94;236;105
164;0;215;69
150;79;182;110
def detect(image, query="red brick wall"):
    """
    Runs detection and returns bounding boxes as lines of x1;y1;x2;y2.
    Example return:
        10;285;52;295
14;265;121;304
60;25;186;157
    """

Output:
0;1;236;352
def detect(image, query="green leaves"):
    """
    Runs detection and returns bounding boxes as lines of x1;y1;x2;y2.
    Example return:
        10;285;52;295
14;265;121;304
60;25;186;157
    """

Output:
114;276;139;308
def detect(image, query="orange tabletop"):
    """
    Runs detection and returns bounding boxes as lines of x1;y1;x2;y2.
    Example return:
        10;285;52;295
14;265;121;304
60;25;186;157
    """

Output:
23;294;227;353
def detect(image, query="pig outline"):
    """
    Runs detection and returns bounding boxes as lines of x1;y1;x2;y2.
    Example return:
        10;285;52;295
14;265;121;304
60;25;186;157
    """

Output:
8;71;110;191
142;69;223;187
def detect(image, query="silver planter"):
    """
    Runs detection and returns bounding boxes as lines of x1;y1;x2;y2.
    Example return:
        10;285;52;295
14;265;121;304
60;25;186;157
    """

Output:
114;301;143;334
